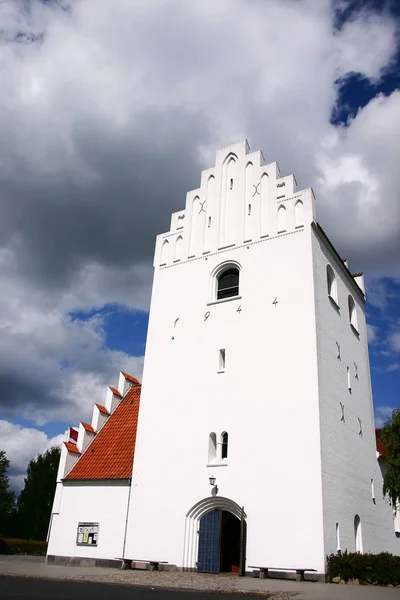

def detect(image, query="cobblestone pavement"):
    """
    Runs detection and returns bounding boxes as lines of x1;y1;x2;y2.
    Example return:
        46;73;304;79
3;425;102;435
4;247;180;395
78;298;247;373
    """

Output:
1;557;399;600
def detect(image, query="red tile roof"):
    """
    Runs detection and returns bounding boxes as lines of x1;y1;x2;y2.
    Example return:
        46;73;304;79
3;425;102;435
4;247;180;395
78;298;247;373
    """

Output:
65;384;141;481
95;403;110;415
376;429;389;458
121;371;140;385
64;441;80;454
82;422;95;433
109;386;122;397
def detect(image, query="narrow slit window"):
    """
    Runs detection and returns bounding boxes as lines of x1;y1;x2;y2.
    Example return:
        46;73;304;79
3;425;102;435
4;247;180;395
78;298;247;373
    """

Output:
354;362;358;379
371;479;375;503
219;349;226;372
354;515;363;553
248;204;251;216
221;431;228;459
208;216;211;228
347;367;351;392
394;502;400;533
336;523;341;551
230;178;233;190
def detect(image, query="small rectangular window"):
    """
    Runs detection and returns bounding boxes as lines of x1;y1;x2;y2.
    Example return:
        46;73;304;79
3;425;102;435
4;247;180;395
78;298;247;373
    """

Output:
218;349;226;372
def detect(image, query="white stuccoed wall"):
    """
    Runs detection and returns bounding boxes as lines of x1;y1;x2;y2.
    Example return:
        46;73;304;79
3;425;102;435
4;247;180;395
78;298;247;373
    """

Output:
47;482;130;559
125;141;327;572
312;229;400;557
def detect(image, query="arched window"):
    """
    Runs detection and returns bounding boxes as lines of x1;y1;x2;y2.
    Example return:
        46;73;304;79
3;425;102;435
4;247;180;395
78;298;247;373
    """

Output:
348;295;358;331
327;265;338;305
217;268;239;300
208;433;217;464
221;432;228;460
354;515;363;553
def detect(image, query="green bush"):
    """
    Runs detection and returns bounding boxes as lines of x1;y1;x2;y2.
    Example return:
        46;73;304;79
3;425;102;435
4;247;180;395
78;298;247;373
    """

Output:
327;551;400;586
0;538;47;556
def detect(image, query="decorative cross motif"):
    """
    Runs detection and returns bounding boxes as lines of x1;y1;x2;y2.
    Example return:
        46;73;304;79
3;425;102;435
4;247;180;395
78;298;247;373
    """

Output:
252;183;260;197
358;417;363;436
336;342;341;360
340;402;345;422
198;200;206;214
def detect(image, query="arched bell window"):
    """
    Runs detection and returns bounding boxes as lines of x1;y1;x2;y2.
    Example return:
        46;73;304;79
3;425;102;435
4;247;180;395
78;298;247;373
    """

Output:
217;268;239;300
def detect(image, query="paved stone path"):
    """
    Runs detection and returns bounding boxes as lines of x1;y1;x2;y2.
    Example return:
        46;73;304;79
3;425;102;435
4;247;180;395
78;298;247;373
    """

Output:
1;556;399;600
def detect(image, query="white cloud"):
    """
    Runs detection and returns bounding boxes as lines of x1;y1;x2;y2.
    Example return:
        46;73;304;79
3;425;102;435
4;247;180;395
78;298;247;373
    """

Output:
367;324;379;344
389;331;400;353
334;12;397;80
0;420;66;492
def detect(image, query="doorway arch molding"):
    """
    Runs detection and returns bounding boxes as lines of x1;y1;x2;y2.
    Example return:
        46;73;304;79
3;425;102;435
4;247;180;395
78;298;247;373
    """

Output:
183;496;246;571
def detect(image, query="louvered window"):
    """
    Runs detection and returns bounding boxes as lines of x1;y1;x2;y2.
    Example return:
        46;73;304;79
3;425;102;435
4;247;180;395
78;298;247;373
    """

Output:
217;268;239;300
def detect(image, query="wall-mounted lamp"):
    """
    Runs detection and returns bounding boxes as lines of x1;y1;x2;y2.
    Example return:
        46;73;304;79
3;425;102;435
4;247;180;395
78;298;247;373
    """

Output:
209;475;218;496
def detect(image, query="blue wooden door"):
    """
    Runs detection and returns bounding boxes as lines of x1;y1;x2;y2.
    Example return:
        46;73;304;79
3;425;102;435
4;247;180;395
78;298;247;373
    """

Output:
197;509;221;573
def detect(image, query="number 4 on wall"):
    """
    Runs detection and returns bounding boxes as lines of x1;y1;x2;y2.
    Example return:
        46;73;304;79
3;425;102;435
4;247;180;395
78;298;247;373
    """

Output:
273;297;278;307
237;305;242;313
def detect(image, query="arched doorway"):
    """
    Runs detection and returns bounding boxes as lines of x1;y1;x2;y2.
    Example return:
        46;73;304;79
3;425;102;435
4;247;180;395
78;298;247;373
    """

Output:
183;496;246;574
197;509;245;574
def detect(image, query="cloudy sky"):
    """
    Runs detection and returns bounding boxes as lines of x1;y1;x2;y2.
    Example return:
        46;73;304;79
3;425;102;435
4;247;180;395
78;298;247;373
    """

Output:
0;0;399;491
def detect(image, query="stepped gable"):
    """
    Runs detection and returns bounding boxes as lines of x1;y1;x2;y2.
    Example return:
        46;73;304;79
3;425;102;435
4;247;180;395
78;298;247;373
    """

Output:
65;382;141;480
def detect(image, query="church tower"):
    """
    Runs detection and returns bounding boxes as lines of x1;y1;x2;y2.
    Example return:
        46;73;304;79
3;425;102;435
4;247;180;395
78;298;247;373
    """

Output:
124;141;397;575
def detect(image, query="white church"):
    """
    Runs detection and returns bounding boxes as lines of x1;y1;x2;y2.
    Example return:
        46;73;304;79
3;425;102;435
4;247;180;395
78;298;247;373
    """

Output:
47;141;399;579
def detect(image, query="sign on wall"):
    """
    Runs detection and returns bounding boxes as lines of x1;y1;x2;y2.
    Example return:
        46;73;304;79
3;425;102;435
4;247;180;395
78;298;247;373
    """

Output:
76;522;99;546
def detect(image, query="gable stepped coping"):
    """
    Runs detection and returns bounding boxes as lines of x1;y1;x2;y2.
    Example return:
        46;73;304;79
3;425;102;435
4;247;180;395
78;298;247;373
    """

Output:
65;380;141;481
119;371;140;397
59;371;140;480
77;420;96;453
